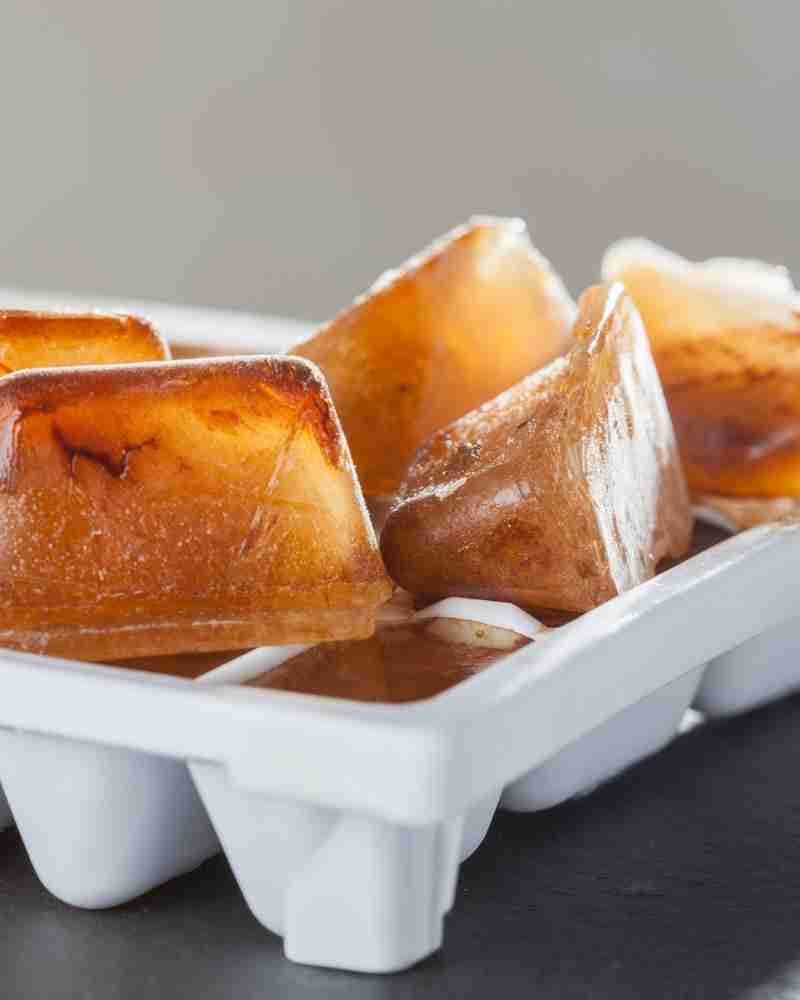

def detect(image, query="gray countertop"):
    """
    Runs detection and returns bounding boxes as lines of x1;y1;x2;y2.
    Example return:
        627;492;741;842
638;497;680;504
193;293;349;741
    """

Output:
3;692;800;999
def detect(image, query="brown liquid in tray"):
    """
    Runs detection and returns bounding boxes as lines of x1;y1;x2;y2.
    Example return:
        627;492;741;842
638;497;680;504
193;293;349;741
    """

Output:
246;619;531;703
103;649;249;679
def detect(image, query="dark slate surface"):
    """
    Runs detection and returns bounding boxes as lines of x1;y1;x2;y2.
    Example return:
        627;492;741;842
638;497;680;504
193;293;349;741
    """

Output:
2;693;800;999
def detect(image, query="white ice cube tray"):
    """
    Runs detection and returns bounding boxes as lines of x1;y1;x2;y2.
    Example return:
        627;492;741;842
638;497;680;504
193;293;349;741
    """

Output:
0;523;799;972
0;292;799;973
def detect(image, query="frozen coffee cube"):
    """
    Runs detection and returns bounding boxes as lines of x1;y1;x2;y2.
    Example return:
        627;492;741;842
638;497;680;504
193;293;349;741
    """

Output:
0;356;391;659
296;217;575;500
381;284;692;614
0;311;168;373
603;239;800;526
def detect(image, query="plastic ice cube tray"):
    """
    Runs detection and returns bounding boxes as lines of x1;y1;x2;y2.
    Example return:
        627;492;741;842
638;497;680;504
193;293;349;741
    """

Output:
0;292;799;974
0;520;798;971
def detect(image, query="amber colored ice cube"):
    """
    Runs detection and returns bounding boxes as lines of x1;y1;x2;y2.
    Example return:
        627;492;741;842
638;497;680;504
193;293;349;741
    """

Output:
0;311;169;373
295;216;575;500
602;240;800;518
247;617;531;703
381;284;692;614
0;356;391;659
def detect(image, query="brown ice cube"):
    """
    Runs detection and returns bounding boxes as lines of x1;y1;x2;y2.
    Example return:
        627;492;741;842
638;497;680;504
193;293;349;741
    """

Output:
0;311;169;373
381;284;692;614
295;216;575;501
247;617;531;703
0;356;391;660
603;240;800;526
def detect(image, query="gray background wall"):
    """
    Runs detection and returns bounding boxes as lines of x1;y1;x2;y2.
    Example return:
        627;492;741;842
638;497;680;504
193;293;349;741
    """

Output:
1;1;796;324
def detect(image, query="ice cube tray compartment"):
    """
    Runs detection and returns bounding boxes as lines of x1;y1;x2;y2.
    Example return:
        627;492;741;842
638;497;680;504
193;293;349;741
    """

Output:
500;664;705;812
696;614;800;717
0;522;798;972
0;729;219;907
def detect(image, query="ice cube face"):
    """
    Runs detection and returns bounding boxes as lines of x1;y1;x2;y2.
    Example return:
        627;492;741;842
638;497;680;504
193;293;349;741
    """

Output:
296;216;575;500
247;618;530;703
0;311;169;373
0;357;391;659
602;240;800;504
381;284;692;614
